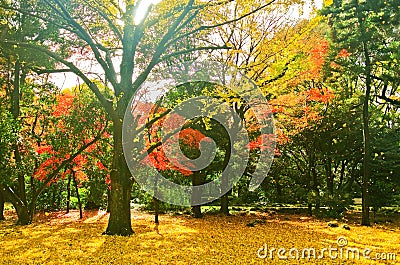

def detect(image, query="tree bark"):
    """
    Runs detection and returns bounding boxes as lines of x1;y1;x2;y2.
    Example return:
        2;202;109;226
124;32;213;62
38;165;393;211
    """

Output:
307;203;313;216
220;140;232;215
66;175;71;213
220;194;229;215
0;191;5;220
361;83;371;226
191;172;203;218
15;205;31;225
356;2;371;226
106;189;111;213
72;172;83;219
154;197;159;224
1;185;31;225
103;120;134;235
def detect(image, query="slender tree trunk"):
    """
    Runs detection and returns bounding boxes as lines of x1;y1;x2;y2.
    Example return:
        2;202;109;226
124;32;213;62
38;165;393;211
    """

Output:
356;2;371;226
72;172;83;219
337;160;346;190
361;84;371;226
307;203;313;216
30;175;36;215
154;197;159;224
325;160;334;195
12;60;28;207
220;142;232;215
104;120;134;235
0;191;5;220
66;175;71;213
220;171;230;215
154;173;160;224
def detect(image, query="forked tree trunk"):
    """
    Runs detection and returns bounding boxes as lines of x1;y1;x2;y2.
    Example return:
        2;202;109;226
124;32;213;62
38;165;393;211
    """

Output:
1;185;31;225
104;121;134;236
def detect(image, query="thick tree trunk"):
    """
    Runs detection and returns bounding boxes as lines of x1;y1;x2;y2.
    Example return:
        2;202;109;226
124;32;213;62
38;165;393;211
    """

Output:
1;185;31;225
104;121;134;236
15;205;31;225
104;172;133;235
106;189;111;213
220;194;229;215
0;191;5;220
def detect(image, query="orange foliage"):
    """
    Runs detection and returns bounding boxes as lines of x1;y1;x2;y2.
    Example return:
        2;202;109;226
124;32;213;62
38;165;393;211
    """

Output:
34;93;109;185
140;106;209;176
308;39;329;79
53;94;74;117
306;88;334;103
338;48;350;58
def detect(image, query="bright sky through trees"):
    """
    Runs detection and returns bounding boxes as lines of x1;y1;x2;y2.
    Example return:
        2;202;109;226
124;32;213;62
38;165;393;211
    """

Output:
50;0;324;90
134;0;162;25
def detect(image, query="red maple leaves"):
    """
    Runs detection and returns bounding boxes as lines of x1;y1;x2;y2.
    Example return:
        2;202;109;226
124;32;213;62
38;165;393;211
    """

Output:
139;104;210;176
34;93;109;185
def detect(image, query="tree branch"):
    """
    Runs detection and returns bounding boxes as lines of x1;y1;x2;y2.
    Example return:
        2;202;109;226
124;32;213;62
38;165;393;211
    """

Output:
168;0;277;47
1;41;118;121
159;45;231;62
29;121;109;213
32;68;73;74
45;0;119;89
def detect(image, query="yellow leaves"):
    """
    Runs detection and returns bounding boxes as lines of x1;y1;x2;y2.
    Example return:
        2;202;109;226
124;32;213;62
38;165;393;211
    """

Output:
324;0;334;7
0;210;399;264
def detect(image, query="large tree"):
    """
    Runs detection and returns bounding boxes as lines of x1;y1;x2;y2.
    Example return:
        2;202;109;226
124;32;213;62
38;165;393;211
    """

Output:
1;0;289;235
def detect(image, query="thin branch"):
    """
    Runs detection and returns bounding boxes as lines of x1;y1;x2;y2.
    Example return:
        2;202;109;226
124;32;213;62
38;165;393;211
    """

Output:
1;41;117;121
32;68;73;74
46;0;119;89
168;0;277;47
159;45;231;62
30;121;109;207
131;0;195;93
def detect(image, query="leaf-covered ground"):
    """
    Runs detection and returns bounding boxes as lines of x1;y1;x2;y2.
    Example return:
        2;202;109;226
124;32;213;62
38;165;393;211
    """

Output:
0;209;399;264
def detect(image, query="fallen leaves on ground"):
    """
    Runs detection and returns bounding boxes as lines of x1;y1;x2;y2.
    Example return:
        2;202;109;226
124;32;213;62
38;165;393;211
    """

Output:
0;210;399;264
